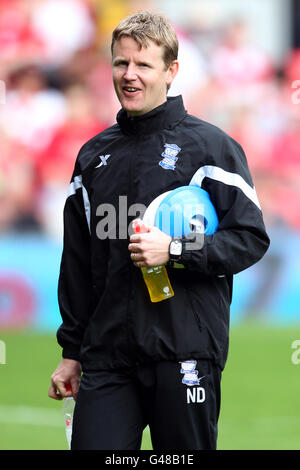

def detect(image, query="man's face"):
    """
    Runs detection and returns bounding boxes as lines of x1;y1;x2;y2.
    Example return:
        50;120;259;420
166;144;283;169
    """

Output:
112;36;178;117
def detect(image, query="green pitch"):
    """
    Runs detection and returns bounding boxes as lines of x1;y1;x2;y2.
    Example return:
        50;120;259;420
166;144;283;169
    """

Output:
0;324;299;450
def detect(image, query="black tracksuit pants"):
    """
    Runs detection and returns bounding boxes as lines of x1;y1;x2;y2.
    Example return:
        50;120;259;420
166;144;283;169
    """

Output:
71;359;222;450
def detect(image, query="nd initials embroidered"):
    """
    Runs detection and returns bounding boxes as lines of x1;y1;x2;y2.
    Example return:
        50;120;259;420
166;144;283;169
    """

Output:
186;387;206;404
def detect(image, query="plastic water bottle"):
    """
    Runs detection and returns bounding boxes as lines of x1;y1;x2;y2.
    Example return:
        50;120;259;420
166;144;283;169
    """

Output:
132;218;174;302
63;396;75;449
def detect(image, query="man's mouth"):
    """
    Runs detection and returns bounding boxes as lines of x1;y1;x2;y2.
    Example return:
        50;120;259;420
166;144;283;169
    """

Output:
122;87;141;95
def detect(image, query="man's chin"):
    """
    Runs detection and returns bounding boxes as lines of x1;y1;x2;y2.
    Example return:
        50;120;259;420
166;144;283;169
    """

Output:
124;106;145;117
119;98;144;116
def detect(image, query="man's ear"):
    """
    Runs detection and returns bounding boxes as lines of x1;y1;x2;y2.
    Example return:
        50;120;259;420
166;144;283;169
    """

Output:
166;60;179;88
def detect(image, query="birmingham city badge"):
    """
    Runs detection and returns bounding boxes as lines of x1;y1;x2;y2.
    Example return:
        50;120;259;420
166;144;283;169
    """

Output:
159;143;181;170
179;360;201;386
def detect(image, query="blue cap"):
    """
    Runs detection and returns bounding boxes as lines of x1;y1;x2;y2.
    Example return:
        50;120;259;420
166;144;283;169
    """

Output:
154;185;218;237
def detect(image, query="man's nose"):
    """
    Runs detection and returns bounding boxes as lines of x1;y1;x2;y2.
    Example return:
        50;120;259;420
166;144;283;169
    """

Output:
124;64;137;80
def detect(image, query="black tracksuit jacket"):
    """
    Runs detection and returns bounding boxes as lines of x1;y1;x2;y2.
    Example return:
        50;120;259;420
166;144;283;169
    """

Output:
57;95;270;371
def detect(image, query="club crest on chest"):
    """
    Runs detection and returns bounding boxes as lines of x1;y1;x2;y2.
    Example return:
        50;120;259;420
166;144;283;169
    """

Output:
159;143;181;170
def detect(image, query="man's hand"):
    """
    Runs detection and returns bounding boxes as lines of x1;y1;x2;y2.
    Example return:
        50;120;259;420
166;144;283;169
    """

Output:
128;225;172;267
48;358;82;401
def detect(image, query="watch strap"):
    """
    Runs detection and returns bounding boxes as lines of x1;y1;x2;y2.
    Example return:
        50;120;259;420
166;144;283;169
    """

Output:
169;237;183;262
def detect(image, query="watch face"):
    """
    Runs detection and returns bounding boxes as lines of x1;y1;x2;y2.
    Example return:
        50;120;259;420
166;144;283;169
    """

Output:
170;240;182;256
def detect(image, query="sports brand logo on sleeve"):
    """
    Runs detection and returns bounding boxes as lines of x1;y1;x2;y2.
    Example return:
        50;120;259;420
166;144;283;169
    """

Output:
95;154;111;168
159;143;181;170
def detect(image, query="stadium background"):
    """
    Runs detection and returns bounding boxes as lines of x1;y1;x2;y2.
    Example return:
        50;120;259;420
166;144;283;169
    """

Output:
0;0;299;450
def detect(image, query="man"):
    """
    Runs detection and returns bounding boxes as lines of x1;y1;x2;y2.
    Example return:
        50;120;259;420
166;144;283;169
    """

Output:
48;11;269;450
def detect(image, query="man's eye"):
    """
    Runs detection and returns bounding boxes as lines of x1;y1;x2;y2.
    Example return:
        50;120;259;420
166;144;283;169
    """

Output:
139;63;149;68
114;61;127;67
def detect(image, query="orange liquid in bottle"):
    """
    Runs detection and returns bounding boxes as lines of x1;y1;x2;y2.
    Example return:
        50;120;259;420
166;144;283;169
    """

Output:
132;219;174;302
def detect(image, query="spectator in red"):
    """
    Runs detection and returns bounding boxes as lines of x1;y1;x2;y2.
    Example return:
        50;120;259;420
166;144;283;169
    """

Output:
35;81;107;239
268;110;300;230
0;0;45;65
0;63;67;153
210;18;273;90
0;132;39;232
36;81;107;186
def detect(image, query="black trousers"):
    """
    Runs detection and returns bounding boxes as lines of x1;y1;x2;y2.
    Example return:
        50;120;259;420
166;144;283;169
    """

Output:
71;359;222;450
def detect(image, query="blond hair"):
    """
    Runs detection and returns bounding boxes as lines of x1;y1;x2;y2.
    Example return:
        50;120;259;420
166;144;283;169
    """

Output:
111;11;178;69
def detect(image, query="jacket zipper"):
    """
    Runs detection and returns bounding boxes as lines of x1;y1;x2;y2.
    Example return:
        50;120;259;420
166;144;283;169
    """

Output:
125;136;137;363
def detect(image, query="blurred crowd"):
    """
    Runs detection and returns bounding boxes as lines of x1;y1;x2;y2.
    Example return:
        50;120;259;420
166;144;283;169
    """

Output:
0;0;299;240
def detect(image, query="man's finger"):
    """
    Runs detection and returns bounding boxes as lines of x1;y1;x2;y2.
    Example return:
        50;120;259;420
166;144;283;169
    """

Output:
130;234;141;242
58;380;73;398
134;261;145;268
70;378;80;401
128;243;142;253
48;382;63;400
131;252;143;261
51;379;73;399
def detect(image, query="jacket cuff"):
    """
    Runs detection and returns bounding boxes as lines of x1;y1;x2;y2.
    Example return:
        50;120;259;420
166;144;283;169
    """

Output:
62;347;81;362
180;244;193;265
180;235;207;271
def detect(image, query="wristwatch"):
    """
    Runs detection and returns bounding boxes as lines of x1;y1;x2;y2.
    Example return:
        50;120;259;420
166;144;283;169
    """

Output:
169;237;183;263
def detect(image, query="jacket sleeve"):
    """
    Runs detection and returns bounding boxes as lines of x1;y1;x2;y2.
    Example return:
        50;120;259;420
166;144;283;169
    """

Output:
56;160;93;362
180;133;270;275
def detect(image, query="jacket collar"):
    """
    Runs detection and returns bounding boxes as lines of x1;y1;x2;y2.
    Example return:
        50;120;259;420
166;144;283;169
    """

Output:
116;95;187;135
